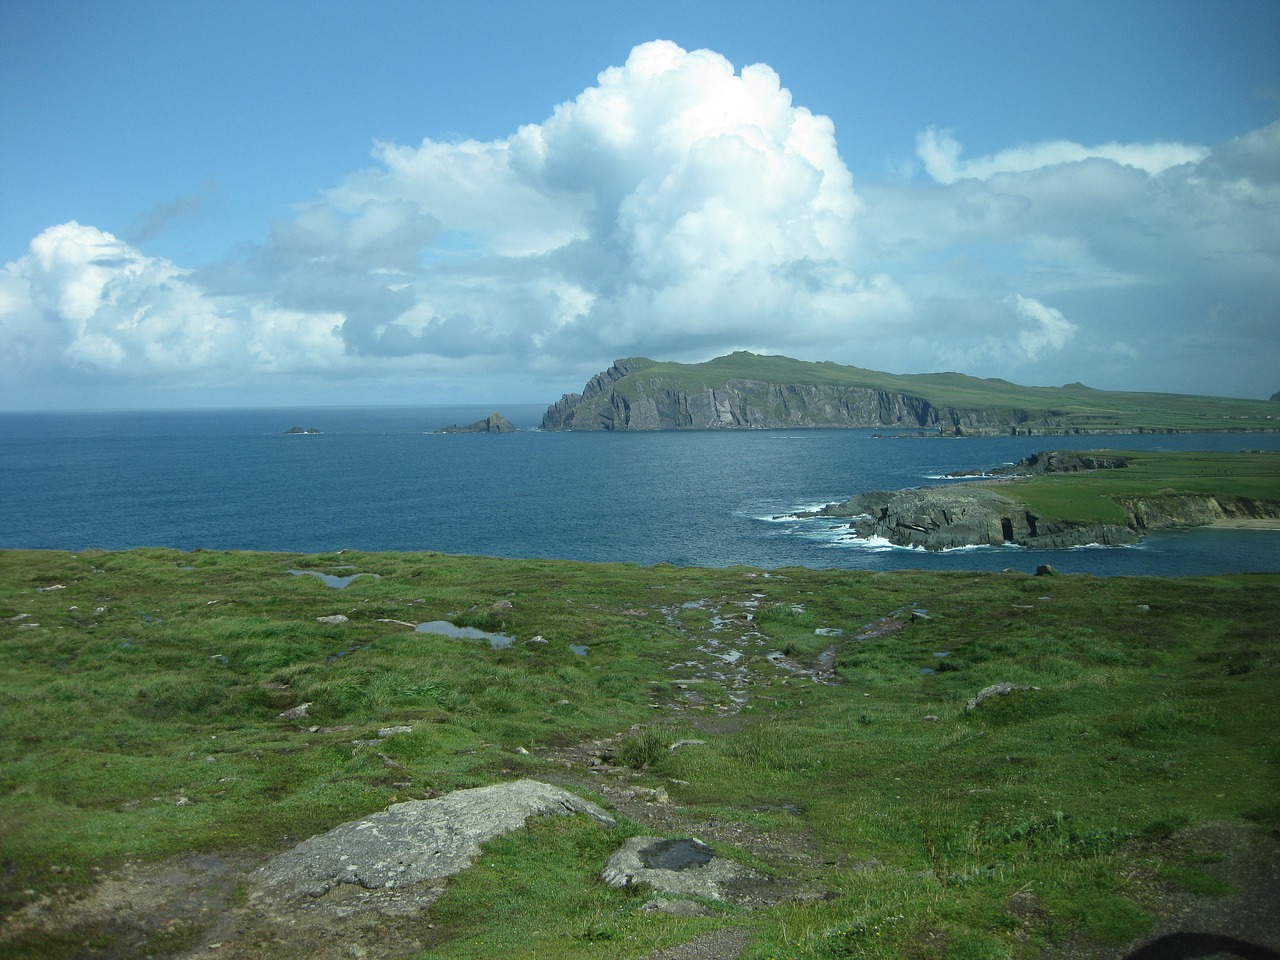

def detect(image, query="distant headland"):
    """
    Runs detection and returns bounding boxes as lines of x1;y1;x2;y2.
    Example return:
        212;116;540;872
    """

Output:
542;352;1279;435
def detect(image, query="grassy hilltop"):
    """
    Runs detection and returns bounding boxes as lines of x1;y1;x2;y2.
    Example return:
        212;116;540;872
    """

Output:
2;549;1278;959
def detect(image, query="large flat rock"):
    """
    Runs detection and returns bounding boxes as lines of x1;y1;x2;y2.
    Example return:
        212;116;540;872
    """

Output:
255;779;615;900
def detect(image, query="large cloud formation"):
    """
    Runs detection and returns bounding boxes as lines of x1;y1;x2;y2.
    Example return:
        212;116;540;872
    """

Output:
2;40;1277;406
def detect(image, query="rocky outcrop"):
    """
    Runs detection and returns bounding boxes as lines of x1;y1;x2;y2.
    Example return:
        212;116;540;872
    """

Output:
993;450;1134;475
816;450;1280;550
835;486;1138;550
601;836;784;907
254;780;614;903
433;411;516;434
542;359;653;430
1118;494;1280;531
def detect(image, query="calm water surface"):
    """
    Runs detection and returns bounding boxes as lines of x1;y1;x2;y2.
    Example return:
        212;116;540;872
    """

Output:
2;405;1278;576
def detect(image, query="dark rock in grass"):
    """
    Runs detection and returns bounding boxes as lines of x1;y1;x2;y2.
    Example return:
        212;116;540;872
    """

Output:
1035;564;1058;576
602;836;772;904
965;682;1038;712
255;780;614;902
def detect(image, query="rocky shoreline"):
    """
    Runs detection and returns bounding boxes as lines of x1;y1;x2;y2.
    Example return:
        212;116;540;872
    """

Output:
805;451;1280;551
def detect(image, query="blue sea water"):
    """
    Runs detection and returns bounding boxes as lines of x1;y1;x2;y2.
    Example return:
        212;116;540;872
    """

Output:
2;405;1278;576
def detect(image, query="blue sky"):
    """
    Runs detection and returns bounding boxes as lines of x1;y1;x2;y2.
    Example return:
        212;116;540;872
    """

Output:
2;0;1277;409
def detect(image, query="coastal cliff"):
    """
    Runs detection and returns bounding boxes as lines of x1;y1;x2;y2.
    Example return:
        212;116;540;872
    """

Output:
545;356;1055;433
542;353;1280;433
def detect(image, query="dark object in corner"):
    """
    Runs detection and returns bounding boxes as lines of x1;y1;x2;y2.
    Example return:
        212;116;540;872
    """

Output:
1124;933;1280;960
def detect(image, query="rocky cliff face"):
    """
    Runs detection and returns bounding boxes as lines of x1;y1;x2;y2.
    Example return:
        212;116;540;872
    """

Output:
818;486;1280;551
832;487;1139;550
542;361;1042;432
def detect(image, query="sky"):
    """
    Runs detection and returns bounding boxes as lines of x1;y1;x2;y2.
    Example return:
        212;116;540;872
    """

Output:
1;0;1278;410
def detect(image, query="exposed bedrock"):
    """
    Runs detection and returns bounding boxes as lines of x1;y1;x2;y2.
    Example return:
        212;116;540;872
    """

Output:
837;486;1138;551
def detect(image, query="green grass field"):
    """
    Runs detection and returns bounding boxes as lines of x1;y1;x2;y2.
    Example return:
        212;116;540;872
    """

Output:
2;549;1277;958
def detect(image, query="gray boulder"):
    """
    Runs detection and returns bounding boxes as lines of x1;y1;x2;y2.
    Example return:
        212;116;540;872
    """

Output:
255;780;614;900
601;836;770;904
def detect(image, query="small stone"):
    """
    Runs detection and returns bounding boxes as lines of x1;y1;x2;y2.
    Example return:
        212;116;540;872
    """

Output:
278;702;312;720
965;682;1039;712
377;726;413;738
922;715;940;722
316;615;349;625
1034;564;1057;576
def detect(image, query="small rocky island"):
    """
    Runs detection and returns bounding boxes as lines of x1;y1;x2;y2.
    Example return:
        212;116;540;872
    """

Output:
432;412;516;434
284;426;322;435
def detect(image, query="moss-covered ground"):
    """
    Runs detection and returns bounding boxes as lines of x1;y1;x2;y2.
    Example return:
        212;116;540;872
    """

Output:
1;548;1277;958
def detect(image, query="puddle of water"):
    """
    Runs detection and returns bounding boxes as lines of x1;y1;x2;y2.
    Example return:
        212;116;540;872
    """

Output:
289;570;380;589
569;644;589;657
640;838;714;871
414;620;514;649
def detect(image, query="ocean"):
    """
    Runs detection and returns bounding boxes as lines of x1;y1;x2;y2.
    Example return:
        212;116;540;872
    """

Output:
2;405;1278;576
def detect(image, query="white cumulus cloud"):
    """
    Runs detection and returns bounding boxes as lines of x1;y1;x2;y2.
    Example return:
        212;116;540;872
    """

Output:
1;43;1277;407
9;222;239;376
